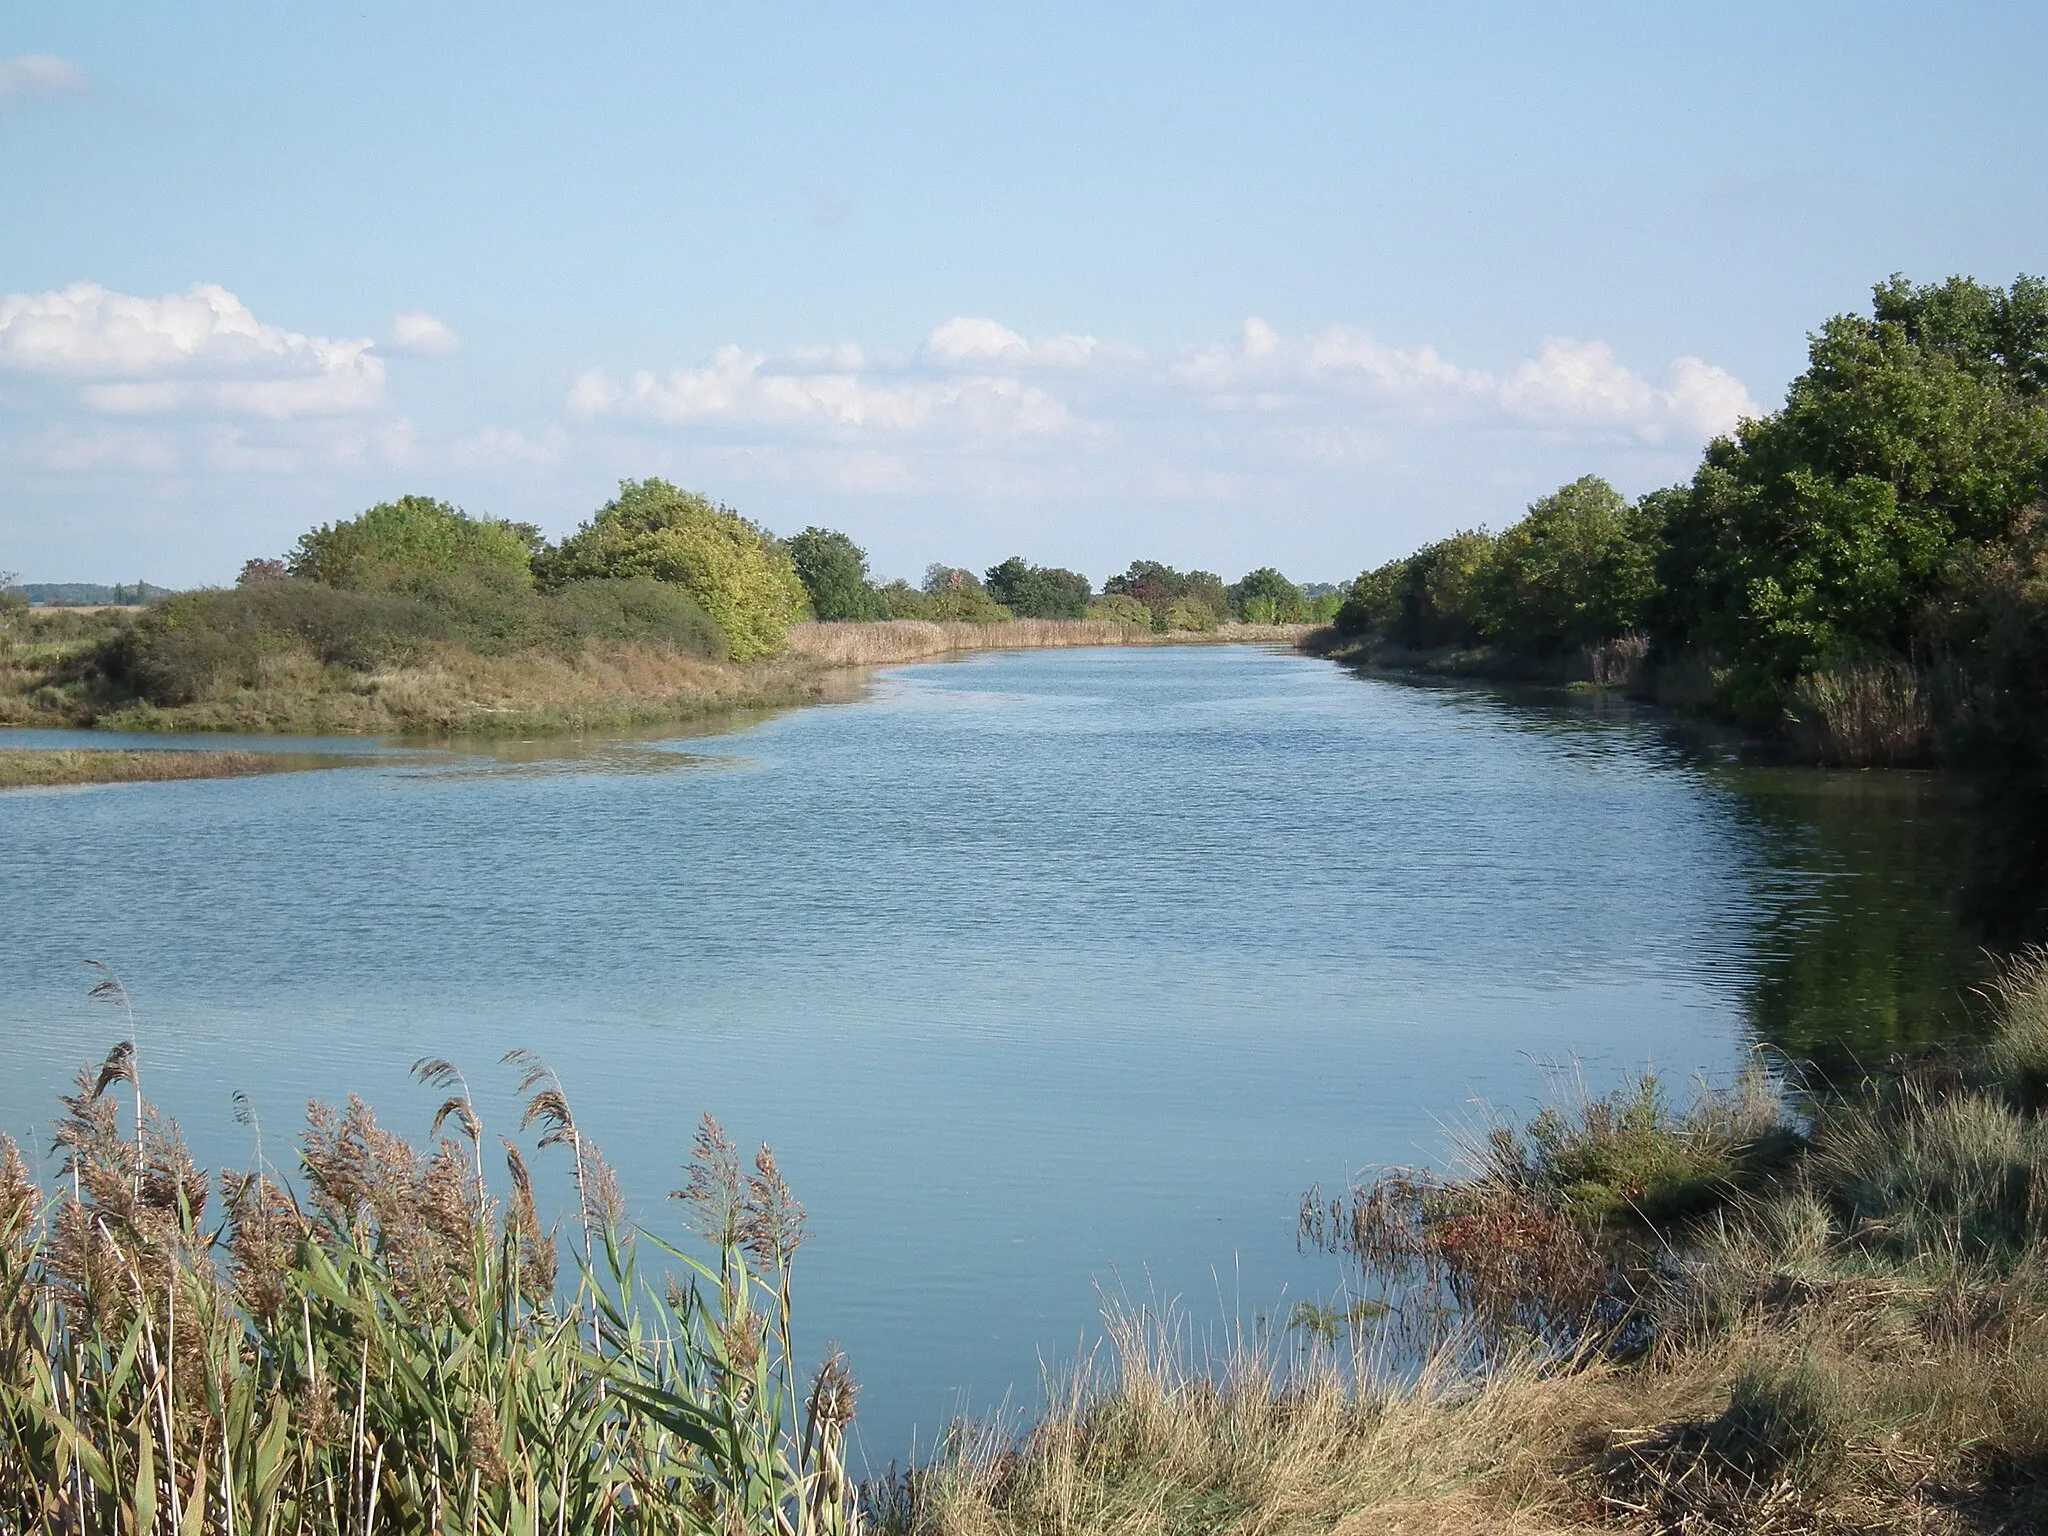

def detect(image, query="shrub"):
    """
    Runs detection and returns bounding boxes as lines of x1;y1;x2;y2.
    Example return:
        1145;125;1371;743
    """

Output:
105;576;725;705
541;480;809;659
786;527;886;621
879;566;1012;623
289;495;543;588
1085;594;1151;627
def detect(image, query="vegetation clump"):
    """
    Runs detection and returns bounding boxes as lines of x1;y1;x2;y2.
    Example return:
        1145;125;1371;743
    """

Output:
0;1005;861;1536
540;480;810;661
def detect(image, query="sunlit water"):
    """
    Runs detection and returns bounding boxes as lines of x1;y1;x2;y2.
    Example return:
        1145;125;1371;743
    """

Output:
0;645;1987;1460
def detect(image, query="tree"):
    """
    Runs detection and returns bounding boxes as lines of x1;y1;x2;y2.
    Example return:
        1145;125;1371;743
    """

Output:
786;527;885;621
1655;274;2048;704
541;480;810;659
289;496;543;588
1232;567;1307;624
1335;530;1498;648
238;558;288;587
1479;475;1661;653
983;557;1091;618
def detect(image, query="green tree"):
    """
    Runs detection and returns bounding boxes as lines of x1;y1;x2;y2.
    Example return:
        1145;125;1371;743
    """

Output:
910;565;1011;622
1655;274;2048;705
541;480;809;659
1480;475;1662;653
786;527;886;621
289;496;543;588
1335;529;1498;648
1231;567;1307;624
983;557;1091;618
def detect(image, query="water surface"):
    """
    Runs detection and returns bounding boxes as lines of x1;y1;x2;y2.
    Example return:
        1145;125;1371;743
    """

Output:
0;645;1986;1457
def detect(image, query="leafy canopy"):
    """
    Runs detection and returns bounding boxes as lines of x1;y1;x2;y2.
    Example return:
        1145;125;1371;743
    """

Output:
541;480;808;659
289;496;543;588
786;527;886;621
983;557;1091;619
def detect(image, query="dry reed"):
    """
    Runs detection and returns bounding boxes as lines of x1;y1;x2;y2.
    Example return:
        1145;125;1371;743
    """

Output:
0;1020;863;1536
1787;662;1934;766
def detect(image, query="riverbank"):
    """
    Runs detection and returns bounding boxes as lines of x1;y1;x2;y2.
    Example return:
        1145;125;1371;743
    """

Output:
888;952;2048;1535
0;747;296;789
0;615;1322;736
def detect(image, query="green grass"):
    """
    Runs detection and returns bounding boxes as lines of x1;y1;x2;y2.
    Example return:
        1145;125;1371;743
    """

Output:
0;748;301;789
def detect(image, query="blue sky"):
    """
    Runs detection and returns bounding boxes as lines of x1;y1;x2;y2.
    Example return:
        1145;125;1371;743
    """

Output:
3;2;2044;587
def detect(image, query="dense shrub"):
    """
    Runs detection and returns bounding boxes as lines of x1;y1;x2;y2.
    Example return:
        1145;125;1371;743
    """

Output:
983;557;1091;619
105;576;725;705
289;495;543;588
1104;560;1230;630
1335;528;1497;647
786;526;886;621
541;480;808;659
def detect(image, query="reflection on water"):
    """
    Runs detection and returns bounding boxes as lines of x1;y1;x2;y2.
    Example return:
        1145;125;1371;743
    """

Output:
0;646;2006;1455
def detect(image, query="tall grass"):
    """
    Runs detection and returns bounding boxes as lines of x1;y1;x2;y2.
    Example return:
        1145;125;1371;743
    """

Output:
895;953;2048;1534
1787;661;1934;766
782;620;1140;666
0;1024;861;1535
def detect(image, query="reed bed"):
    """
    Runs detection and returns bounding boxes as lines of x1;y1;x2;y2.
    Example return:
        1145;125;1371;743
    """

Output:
1787;662;1934;766
783;620;1321;667
0;999;862;1536
0;749;287;790
781;621;1139;666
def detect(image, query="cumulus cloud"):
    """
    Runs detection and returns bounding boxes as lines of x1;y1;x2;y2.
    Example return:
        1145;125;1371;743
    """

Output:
0;55;88;110
569;345;1075;439
390;310;459;356
1179;318;1755;440
925;317;1116;369
451;425;567;468
0;282;385;417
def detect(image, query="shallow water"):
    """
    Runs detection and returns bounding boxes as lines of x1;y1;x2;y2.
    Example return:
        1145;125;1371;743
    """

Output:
0;645;1987;1459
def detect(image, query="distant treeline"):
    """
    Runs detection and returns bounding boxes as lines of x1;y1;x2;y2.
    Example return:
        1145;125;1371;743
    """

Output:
5;582;176;606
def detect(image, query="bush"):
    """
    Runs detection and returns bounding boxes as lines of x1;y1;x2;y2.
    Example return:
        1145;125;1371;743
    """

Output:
540;480;809;659
877;566;1012;623
786;527;885;621
1086;594;1152;627
289;495;543;588
106;576;725;705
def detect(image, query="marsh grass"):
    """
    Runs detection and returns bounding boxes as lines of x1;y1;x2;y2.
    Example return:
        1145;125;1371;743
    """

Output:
896;954;2048;1535
0;1019;863;1535
784;619;1320;667
0;749;294;790
1787;662;1934;766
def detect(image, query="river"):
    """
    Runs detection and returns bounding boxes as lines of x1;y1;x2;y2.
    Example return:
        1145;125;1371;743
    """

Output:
0;643;1988;1459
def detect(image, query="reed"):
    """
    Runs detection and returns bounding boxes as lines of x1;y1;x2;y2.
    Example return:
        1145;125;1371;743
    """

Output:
1787;661;1934;766
0;1029;861;1536
781;620;1140;666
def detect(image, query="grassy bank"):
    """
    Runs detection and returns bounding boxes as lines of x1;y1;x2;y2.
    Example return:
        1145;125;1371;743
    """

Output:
9;959;2048;1531
786;618;1320;666
883;953;2048;1535
1;601;1321;738
0;748;297;790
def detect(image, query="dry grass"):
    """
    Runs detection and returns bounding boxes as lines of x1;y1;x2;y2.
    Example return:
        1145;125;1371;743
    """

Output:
0;747;291;789
891;958;2048;1536
784;619;1321;666
6;641;857;736
1788;662;1934;766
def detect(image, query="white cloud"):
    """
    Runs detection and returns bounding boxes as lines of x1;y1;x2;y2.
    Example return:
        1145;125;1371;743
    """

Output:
0;282;385;417
570;345;1076;439
1498;338;1759;440
925;317;1115;369
452;425;567;468
390;310;459;356
0;55;88;110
